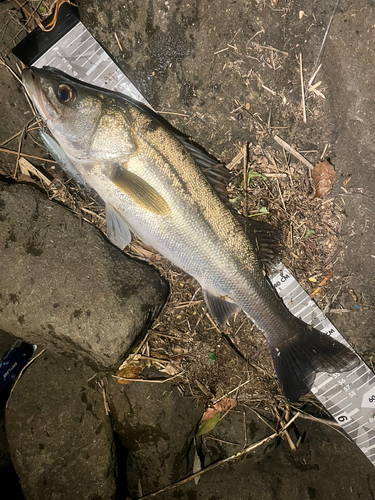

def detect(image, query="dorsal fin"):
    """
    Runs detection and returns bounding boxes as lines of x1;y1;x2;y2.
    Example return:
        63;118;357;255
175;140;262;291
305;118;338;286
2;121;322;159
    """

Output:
242;218;283;270
174;135;232;204
114;92;233;204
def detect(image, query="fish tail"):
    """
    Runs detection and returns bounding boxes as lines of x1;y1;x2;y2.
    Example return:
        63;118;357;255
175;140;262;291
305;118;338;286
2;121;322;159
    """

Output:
270;322;359;401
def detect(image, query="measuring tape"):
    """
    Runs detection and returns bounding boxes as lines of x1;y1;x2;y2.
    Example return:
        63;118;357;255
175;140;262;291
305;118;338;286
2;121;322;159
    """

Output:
270;264;375;464
13;3;375;466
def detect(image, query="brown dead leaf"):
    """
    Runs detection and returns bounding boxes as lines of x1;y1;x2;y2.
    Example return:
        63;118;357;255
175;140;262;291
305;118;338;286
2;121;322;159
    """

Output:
310;270;334;297
200;397;237;421
312;160;335;198
17;173;42;188
160;364;180;376
13;0;43;30
115;365;143;385
19;157;51;186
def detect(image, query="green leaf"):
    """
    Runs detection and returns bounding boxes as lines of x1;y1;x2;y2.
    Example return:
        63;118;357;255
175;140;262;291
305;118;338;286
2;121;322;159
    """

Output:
305;229;315;238
208;353;216;365
247;169;266;185
228;194;243;207
248;207;270;218
196;413;221;436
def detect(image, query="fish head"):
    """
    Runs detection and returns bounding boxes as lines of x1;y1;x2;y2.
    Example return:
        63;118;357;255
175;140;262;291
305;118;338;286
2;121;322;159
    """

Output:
22;66;104;159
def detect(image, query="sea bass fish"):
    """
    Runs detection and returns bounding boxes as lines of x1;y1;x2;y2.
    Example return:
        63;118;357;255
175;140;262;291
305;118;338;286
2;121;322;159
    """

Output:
22;66;359;401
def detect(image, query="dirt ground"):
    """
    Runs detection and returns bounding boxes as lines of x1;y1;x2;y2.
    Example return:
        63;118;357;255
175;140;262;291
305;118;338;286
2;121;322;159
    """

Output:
1;0;375;498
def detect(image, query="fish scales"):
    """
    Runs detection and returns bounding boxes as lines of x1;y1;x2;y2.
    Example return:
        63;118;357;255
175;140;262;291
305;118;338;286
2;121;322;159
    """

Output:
92;101;260;295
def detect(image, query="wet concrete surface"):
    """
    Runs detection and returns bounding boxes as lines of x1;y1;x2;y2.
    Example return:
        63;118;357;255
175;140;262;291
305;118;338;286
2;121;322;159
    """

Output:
159;418;375;500
321;5;375;363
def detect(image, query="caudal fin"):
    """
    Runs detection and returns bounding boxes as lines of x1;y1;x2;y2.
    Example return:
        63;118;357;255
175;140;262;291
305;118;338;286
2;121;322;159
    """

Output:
270;325;359;401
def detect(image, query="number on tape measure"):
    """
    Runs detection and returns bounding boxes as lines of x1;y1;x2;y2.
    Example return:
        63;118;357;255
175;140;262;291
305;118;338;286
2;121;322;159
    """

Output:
338;415;348;422
362;388;375;409
336;412;351;424
271;271;291;290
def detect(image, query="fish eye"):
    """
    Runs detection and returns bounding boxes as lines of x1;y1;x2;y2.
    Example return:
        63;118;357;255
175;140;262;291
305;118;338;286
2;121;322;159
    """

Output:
57;84;75;103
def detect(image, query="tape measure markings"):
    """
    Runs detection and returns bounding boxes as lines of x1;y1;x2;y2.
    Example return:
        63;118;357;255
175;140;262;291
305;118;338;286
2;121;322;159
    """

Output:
67;30;85;49
269;263;375;463
72;39;95;59
334;404;355;416
348;408;360;416
87;52;106;75
314;377;333;392
92;60;112;82
358;377;375;391
34;23;149;106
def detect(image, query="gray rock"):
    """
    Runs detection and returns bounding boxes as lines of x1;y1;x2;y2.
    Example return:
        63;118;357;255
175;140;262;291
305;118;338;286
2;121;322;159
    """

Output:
0;330;18;364
5;350;116;500
0;331;25;500
0;182;169;372
106;371;204;496
201;406;277;466
156;415;375;500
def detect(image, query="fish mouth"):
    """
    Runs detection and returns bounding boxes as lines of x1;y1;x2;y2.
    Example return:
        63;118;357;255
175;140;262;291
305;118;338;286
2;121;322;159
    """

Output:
22;67;58;122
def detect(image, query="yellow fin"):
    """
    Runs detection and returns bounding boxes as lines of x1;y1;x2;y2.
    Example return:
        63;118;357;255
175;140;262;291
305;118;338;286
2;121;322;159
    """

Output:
111;165;170;216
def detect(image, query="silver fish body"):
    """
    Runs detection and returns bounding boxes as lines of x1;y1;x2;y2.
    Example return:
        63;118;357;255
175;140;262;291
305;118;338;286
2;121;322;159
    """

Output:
22;67;359;400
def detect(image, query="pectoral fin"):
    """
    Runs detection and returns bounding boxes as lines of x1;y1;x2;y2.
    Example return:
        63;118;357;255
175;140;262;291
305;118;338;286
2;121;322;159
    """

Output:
203;290;240;328
106;203;132;250
111;165;170;216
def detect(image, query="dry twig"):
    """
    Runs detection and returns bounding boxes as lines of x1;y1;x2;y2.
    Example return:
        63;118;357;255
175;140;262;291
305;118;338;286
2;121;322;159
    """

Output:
273;135;313;171
299;53;307;124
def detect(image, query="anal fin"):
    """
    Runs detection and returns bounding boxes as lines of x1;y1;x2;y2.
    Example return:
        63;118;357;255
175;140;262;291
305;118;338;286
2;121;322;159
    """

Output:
106;203;132;250
203;290;240;328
